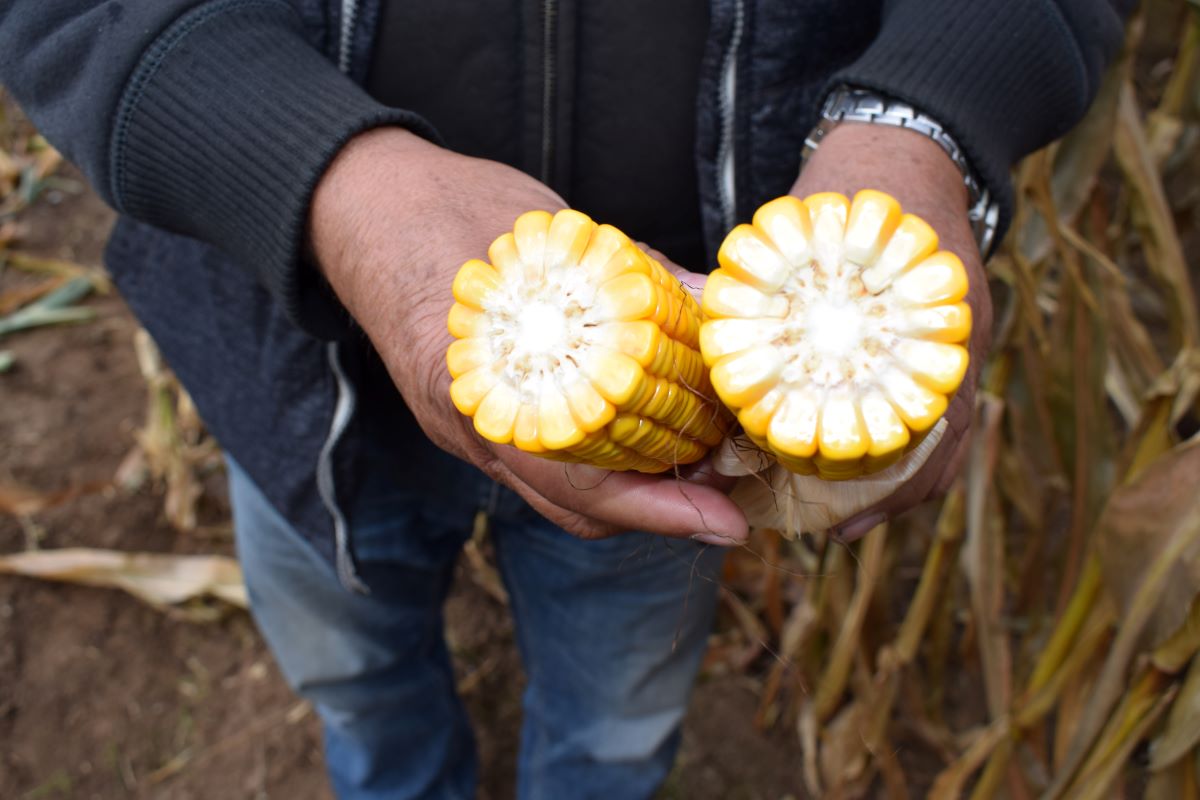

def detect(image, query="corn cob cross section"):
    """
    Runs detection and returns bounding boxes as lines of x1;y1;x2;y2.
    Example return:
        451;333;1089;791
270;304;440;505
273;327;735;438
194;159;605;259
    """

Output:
700;190;972;480
447;209;729;473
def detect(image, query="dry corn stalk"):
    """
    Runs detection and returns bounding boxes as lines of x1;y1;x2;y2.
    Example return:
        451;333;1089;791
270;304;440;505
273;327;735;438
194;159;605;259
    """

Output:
124;328;220;532
447;209;728;472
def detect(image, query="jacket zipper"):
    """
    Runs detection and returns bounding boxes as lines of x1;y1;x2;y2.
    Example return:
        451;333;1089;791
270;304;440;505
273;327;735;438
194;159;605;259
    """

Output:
540;0;558;184
323;0;368;593
338;0;360;74
716;0;744;231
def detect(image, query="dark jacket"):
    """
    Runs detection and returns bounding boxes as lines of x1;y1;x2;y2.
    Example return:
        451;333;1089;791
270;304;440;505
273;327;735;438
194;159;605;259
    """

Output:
0;0;1132;589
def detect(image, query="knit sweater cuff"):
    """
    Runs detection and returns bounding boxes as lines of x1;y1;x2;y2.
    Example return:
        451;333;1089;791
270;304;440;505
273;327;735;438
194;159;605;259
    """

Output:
109;0;440;338
830;0;1110;247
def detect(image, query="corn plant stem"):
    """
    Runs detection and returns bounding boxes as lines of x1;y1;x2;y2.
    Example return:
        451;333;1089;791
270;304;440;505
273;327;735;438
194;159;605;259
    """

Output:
929;718;1013;800
1028;556;1104;693
970;609;1114;798
963;395;1011;720
1150;645;1200;770
1017;611;1114;730
1030;170;1104;615
852;490;967;790
1150;596;1200;675
1165;11;1199;114
886;494;958;655
1059;669;1175;800
1114;80;1200;348
813;525;886;722
969;737;1013;800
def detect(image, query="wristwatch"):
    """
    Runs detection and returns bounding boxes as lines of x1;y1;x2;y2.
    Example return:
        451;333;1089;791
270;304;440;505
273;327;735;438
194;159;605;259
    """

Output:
801;85;1001;259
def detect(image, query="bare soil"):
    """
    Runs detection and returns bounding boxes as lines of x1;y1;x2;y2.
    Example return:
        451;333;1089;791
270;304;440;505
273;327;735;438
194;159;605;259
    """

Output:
1;169;801;799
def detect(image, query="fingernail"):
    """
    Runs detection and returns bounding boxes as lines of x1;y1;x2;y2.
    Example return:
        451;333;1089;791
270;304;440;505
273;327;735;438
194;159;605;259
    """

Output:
835;512;887;541
691;531;744;548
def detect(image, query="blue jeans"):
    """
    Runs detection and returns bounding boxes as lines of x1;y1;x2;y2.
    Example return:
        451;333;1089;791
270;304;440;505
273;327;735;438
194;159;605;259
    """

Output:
228;456;724;800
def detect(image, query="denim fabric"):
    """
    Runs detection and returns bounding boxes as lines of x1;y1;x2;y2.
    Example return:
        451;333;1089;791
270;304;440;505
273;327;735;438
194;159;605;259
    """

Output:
228;454;724;799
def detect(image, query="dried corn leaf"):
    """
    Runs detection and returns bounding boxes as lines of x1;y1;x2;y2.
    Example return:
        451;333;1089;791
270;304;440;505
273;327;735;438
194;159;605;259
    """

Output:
0;480;108;516
0;275;94;338
814;523;886;721
0;274;65;315
1150;654;1200;770
1051;438;1200;792
131;328;215;532
929;719;1012;800
1060;675;1175;800
1146;757;1200;800
1150;596;1200;673
1096;436;1200;648
2;250;111;293
0;548;247;609
1115;81;1200;347
1147;15;1200;165
961;395;1011;720
818;700;870;790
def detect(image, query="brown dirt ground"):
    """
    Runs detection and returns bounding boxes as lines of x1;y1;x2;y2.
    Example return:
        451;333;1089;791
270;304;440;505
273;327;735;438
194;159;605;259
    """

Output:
0;167;802;798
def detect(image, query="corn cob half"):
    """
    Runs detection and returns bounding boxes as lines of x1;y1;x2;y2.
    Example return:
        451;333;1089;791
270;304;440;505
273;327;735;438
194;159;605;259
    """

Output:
447;209;728;473
700;190;972;481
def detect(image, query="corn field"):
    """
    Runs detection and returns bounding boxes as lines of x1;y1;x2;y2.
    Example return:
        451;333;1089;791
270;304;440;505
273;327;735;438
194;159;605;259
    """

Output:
2;2;1200;798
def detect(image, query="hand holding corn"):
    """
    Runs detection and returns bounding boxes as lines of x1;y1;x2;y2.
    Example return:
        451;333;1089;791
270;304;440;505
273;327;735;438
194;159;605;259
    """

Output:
786;123;991;538
445;122;991;541
310;127;749;544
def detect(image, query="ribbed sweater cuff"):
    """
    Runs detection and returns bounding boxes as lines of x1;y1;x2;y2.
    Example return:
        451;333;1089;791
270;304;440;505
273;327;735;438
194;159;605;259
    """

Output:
830;0;1097;246
109;0;440;338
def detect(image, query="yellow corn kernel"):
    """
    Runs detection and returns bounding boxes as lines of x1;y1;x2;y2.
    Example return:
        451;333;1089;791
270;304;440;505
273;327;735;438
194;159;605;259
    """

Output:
474;382;521;443
752;195;814;268
718;225;791;291
702;270;789;319
901;303;972;343
583;349;646;406
452;260;502;309
538;388;585;450
446;337;493;379
737;387;785;440
843;189;901;266
710;346;784;409
545;209;595;270
862;213;939;292
765;387;820;459
597;273;657;320
700;319;780;365
892;251;969;307
447;302;487;340
449;367;500;416
513;404;545;453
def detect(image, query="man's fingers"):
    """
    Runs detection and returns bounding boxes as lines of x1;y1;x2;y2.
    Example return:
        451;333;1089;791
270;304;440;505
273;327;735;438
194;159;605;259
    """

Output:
832;423;968;540
496;449;749;544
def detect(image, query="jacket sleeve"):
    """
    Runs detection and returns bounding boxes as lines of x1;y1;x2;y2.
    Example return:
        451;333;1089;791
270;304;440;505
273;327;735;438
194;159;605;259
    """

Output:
829;0;1136;242
0;0;439;337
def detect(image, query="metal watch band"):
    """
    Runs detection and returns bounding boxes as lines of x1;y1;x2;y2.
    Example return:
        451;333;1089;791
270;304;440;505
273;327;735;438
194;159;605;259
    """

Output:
801;85;1000;258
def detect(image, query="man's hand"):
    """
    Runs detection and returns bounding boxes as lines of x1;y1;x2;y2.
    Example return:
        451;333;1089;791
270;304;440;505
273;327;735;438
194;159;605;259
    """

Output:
790;123;993;538
309;128;748;544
